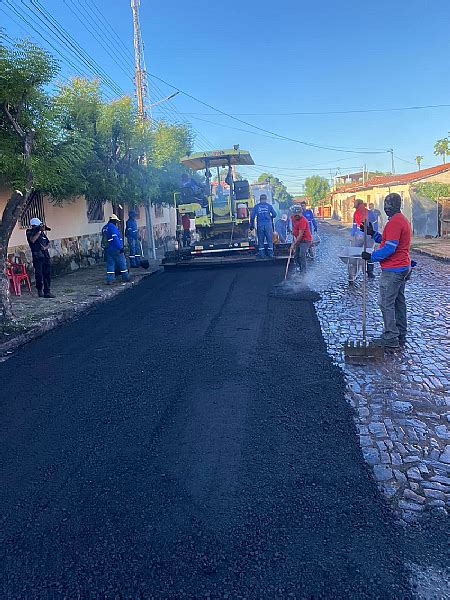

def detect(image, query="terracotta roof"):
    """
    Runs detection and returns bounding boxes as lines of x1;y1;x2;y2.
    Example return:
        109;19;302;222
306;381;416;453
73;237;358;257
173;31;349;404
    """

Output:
332;163;450;194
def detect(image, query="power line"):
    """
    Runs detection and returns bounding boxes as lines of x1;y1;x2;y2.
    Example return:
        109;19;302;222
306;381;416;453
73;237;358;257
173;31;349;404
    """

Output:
147;72;390;155
180;103;450;117
7;0;125;96
83;0;134;63
62;0;135;80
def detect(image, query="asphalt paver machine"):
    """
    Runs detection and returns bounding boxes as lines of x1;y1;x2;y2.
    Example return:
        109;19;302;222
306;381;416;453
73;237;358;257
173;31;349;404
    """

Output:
163;148;289;269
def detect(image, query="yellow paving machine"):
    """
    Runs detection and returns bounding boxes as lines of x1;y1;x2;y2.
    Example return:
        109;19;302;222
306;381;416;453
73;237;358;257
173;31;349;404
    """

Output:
163;148;289;269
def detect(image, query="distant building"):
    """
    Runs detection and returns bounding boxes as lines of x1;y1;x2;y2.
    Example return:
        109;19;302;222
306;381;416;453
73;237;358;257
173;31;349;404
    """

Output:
330;163;450;236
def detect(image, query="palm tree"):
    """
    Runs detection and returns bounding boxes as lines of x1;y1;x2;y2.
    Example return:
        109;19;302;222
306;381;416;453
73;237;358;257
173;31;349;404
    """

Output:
434;138;449;164
415;155;424;170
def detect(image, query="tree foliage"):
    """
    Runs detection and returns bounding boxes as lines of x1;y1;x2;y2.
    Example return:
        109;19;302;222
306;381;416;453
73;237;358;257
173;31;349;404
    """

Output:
434;138;449;164
304;175;330;207
256;172;292;208
415;155;423;170
0;38;194;320
414;182;450;201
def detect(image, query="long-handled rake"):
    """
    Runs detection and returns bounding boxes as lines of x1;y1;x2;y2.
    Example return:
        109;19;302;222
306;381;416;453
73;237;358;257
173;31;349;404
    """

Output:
344;219;384;362
284;245;293;280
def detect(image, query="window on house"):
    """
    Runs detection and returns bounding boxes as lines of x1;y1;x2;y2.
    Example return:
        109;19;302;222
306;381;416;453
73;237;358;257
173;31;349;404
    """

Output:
19;190;45;228
87;198;105;223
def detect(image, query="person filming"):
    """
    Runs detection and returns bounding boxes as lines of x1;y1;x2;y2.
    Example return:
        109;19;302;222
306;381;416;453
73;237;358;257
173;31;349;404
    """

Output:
26;217;55;298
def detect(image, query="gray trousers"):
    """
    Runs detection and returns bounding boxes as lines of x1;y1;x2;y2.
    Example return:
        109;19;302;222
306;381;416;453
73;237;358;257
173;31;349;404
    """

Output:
295;241;310;271
378;270;408;341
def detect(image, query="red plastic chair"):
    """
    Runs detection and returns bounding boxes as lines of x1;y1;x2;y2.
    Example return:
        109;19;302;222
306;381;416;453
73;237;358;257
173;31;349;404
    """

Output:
6;260;32;296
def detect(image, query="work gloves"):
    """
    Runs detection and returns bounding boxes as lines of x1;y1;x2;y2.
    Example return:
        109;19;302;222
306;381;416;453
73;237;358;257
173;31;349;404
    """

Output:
361;251;372;261
359;221;375;237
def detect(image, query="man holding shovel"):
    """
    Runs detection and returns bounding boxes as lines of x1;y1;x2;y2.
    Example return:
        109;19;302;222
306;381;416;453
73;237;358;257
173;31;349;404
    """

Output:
361;193;412;348
291;210;312;273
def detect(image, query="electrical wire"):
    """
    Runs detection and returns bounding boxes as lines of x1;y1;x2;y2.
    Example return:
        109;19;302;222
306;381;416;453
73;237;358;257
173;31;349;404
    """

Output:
11;0;125;96
147;73;391;155
181;103;450;117
62;0;135;80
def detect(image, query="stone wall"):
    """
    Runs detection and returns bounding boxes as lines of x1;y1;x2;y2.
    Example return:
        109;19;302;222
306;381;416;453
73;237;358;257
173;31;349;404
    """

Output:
8;231;105;280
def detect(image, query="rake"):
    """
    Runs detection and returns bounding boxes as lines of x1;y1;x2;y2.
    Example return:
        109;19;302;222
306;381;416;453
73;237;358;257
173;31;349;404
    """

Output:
344;219;384;362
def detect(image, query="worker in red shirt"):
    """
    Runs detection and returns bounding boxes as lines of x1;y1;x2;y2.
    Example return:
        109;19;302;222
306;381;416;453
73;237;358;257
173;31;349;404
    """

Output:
181;213;191;247
291;209;312;273
350;199;377;279
361;193;412;348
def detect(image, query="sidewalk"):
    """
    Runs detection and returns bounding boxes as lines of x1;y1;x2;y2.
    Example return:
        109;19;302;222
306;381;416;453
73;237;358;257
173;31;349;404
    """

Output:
0;261;161;357
410;237;450;261
311;223;450;523
325;219;450;261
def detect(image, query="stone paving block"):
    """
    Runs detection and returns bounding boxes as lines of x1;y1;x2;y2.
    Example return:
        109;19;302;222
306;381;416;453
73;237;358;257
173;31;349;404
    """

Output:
373;465;393;481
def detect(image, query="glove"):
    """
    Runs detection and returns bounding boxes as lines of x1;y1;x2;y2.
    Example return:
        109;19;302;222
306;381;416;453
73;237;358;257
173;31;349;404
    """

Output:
249;227;255;232
359;221;375;237
411;260;417;268
314;227;318;233
120;248;125;254
361;251;372;261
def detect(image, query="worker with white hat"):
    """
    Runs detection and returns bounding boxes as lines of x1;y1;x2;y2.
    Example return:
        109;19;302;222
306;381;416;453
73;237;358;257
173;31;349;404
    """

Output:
26;217;55;298
101;214;130;284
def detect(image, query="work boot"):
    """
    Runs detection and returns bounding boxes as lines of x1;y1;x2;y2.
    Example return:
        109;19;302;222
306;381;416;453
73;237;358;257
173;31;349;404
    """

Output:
398;335;407;345
44;292;56;298
372;336;400;349
367;272;375;279
38;290;44;298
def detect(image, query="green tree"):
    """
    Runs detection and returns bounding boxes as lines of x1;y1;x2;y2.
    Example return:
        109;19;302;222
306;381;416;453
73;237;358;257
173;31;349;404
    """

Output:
304;175;330;207
415;155;424;171
434;138;449;164
0;40;87;320
152;120;193;205
256;172;292;208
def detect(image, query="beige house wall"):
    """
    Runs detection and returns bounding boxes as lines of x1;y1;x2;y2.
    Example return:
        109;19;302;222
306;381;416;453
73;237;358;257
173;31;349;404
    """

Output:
0;189;166;275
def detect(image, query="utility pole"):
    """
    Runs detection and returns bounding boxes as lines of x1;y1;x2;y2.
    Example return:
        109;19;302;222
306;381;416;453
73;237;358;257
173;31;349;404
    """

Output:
131;0;150;123
389;149;395;174
131;0;157;259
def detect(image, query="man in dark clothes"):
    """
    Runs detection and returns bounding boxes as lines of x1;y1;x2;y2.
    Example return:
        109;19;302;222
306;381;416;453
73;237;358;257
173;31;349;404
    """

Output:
26;217;55;298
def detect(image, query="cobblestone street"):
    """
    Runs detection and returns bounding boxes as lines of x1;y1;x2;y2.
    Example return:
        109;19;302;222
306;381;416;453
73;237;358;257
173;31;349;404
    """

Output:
296;223;450;524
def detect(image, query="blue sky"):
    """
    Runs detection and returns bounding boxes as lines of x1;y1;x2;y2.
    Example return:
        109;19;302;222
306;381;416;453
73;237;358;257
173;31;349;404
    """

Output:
2;0;450;192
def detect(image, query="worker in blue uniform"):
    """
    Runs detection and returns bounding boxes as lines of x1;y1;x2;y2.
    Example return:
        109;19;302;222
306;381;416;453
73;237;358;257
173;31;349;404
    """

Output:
249;194;277;258
102;214;130;284
125;210;141;268
300;201;318;234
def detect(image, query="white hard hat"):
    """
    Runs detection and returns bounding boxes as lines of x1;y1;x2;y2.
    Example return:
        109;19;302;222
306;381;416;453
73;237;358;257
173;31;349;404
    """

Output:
110;214;120;221
30;218;42;226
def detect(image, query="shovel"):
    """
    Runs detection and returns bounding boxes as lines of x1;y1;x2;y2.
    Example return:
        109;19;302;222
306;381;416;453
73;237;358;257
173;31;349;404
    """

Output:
284;245;293;280
139;240;150;270
344;219;384;362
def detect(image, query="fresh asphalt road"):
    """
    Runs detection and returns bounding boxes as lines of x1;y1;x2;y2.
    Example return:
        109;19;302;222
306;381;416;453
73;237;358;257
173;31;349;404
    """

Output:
1;264;413;598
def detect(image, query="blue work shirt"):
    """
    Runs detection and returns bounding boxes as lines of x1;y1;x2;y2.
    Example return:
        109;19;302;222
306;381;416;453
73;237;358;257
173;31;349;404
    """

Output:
250;202;277;228
302;208;318;232
102;222;124;252
125;217;138;241
275;218;290;242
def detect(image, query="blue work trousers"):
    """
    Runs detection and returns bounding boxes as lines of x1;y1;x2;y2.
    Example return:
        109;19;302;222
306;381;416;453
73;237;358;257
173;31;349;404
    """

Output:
105;250;129;283
127;237;141;267
257;222;274;256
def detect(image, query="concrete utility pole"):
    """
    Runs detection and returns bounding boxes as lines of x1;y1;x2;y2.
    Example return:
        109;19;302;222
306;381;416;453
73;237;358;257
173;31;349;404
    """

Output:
131;0;157;259
389;149;395;174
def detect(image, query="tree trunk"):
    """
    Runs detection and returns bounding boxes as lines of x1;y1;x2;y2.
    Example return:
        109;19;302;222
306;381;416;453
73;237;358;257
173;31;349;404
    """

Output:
0;190;27;323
